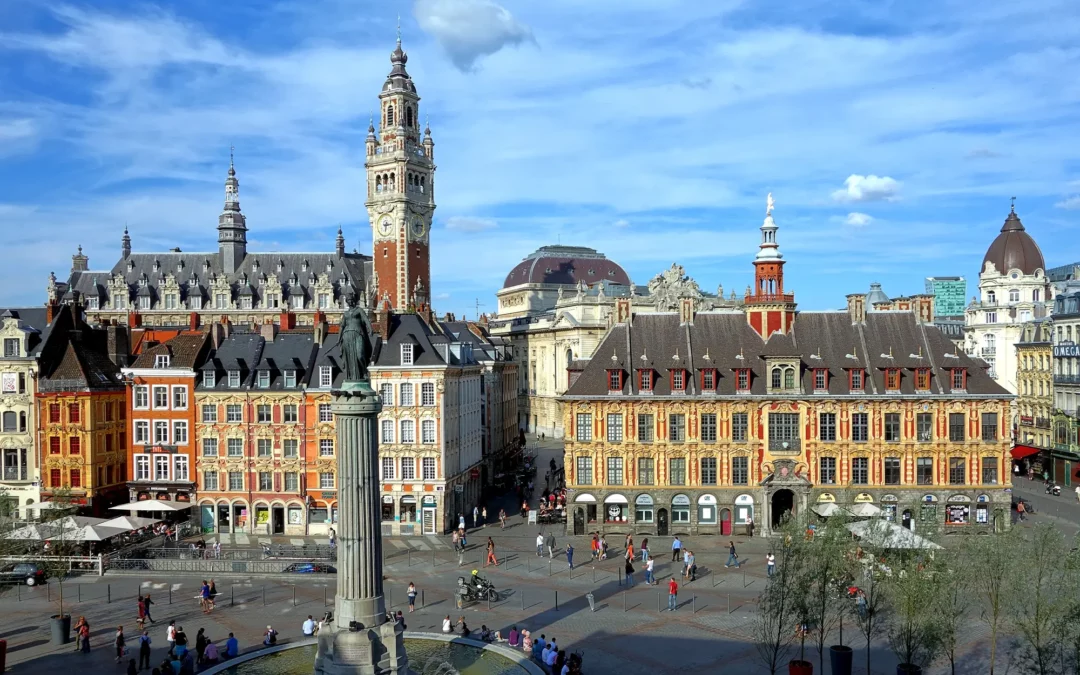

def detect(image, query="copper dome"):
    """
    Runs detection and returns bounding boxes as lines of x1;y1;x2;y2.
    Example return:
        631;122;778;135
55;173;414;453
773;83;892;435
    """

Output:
503;245;631;289
982;208;1045;276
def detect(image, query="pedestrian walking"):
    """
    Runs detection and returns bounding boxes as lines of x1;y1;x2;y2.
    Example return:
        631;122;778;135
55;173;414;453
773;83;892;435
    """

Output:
138;630;152;669
747;515;755;538
453;529;461;552
460;525;468;548
328;527;337;551
766;552;776;577
566;544;574;570
166;620;177;655
458;513;466;531
137;594;147;629
208;579;218;609
481;507;488;528
682;548;690;577
1075;485;1080;503
640;537;649;562
499;509;507;529
536;532;544;557
1017;500;1027;521
685;551;697;582
590;534;599;560
645;557;655;585
73;616;88;653
668;578;678;611
473;506;479;529
671;535;682;562
546;531;556;559
142;594;155;624
725;540;740;568
214;541;222;558
624;558;635;586
407;582;417;612
115;625;127;663
200;580;212;613
484;537;499;567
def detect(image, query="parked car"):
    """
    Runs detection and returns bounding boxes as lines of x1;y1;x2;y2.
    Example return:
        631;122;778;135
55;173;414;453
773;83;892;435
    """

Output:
282;562;336;574
0;562;47;586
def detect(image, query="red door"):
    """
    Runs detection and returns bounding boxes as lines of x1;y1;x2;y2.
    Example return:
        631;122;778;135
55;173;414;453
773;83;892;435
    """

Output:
720;508;731;536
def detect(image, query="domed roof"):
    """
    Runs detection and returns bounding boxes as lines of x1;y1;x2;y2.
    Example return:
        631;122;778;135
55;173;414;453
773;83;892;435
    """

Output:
503;245;631;289
866;282;889;310
982;207;1045;276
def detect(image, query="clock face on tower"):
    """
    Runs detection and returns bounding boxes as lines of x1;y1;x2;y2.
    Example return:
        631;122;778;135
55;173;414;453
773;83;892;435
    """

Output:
378;217;393;237
410;218;426;238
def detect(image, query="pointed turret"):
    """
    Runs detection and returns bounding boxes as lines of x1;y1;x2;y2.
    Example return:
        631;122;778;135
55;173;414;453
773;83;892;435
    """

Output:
218;148;248;274
336;227;346;257
122;227;131;258
745;193;796;338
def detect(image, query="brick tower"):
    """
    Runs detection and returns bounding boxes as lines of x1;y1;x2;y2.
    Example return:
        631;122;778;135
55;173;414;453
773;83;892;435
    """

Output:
365;34;436;310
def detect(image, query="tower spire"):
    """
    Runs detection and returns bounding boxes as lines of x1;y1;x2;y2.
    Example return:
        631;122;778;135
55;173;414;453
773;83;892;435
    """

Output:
336;226;345;257
745;193;796;337
218;149;248;274
121;225;131;259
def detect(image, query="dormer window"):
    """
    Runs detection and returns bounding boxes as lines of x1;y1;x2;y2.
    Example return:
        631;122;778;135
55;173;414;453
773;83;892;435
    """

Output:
284;370;297;388
987;290;996;304
154;354;170;368
87;297;99;310
771;368;782;389
671;369;686;393
885;368;901;391
257;370;270;389
301;260;309;272
735;368;750;393
228;370;240;388
319;366;333;388
813;368;828;392
401;344;414;366
177;262;183;272
607;370;623;393
701;369;717;393
3;339;20;358
915;368;931;391
850;368;865;392
951;368;967;391
638;369;653;393
202;371;215;388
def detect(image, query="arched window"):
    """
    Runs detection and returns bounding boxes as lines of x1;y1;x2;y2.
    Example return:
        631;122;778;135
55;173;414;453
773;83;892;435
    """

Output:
386;104;395;127
420;176;425;193
19;411;26;432
375;175;382;193
771;368;782;389
784;368;795;389
1009;288;1020;302
1034;289;1041;302
986;290;996;304
389;173;396;191
406;106;414;128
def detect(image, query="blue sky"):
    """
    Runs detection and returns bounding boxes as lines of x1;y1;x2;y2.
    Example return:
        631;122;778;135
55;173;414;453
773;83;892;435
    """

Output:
2;0;1080;317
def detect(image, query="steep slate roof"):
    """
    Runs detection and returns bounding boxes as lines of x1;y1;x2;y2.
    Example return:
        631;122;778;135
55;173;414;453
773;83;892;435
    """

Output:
130;333;209;369
566;310;1007;398
198;331;318;391
0;307;52;356
36;306;123;389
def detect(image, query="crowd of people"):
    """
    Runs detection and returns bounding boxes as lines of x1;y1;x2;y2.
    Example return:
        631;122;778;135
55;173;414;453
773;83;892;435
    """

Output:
74;613;240;674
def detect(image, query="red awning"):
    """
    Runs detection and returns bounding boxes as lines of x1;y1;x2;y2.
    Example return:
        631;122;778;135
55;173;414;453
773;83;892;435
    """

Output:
1011;445;1041;459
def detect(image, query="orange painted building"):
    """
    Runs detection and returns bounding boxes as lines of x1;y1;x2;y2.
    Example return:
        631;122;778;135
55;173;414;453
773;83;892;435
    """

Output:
121;330;209;506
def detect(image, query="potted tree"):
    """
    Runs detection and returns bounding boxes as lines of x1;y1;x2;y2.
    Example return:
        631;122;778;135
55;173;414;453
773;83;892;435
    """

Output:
39;489;80;645
803;511;856;675
851;519;890;675
885;550;943;675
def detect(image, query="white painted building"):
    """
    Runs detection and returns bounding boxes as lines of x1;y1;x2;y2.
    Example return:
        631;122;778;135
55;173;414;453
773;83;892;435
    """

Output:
0;309;47;517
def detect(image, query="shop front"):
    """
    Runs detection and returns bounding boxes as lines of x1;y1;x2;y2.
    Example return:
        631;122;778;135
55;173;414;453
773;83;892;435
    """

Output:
604;493;629;525
671;494;692;532
697;494;717;528
399;495;418;536
734;494;754;533
634;495;654;526
880;494;898;523
945;495;972;525
571;493;596;535
421;495;438;535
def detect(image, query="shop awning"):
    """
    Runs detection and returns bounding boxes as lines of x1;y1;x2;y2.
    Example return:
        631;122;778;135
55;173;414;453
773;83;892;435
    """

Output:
1011;445;1041;459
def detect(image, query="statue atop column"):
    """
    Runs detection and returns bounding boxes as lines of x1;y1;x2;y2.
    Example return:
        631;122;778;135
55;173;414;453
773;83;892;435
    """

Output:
337;293;374;382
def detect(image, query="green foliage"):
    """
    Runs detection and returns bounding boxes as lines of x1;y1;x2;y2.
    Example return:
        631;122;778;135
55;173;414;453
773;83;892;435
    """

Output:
800;512;859;673
935;546;974;675
885;551;945;668
969;526;1019;675
754;513;812;675
1009;523;1071;675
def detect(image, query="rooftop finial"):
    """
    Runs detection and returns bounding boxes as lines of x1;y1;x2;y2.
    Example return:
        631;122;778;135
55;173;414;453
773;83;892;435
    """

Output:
397;15;402;45
766;192;775;216
1011;196;1016;212
228;145;236;177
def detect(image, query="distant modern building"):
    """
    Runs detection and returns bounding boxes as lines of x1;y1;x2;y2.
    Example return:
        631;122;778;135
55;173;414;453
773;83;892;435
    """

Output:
925;277;967;318
964;205;1050;394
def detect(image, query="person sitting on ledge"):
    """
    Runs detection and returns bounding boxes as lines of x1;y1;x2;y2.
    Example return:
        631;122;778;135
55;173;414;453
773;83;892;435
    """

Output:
479;625;493;642
442;616;452;633
457;617;470;637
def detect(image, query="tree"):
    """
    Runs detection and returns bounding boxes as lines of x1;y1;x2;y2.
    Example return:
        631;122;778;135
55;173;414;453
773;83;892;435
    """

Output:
852;518;892;675
970;523;1018;675
936;545;973;675
886;551;944;673
1010;523;1071;675
754;514;810;675
802;512;858;674
37;488;82;624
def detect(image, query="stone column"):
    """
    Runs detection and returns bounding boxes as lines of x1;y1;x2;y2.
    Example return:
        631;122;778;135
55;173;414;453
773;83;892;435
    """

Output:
332;388;386;629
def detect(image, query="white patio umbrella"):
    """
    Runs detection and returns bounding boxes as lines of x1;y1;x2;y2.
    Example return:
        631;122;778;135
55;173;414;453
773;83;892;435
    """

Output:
67;524;128;542
5;516;110;541
848;502;883;518
101;515;160;530
110;500;191;513
845;520;942;550
812;503;850;517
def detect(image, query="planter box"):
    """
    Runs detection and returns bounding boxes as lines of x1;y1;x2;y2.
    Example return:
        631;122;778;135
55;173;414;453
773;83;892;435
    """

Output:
829;645;852;675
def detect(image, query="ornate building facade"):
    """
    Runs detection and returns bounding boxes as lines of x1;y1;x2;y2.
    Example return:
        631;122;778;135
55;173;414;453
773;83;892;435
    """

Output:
1050;288;1080;485
1014;319;1053;473
561;201;1013;537
0;308;47;516
36;306;129;515
490;245;740;437
194;324;319;536
964;204;1050;393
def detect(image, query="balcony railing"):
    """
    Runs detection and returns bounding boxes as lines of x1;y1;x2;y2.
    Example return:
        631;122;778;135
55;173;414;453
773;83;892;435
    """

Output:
1036;417;1052;429
1054;375;1080;385
768;437;801;453
980;347;996;356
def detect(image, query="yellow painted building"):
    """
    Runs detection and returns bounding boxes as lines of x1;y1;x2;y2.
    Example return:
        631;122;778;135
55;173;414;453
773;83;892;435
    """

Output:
1015;319;1053;461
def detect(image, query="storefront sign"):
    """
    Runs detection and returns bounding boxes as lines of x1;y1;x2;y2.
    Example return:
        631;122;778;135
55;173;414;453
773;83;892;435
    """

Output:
735;494;754;506
853;493;874;503
1055;345;1080;357
977;494;990;503
697;494;717;505
817;493;836;503
672;494;691;506
422;496;436;505
320;492;336;499
1;373;17;393
1020;416;1034;425
947;495;971;503
635;494;653;506
382;495;394;504
574;494;596;503
880;494;898;502
470;468;480;479
923;494;938;503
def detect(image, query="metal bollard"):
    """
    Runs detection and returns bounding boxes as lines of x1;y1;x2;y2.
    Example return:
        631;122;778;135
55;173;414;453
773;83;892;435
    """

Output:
743;571;746;588
292;585;296;607
323;587;326;607
554;590;558;611
78;585;81;602
727;594;730;613
421;589;425;609
548;560;551;577
657;591;661;612
623;591;626;613
263;586;266;606
592;567;595;584
108;584;111;604
409;549;412;568
232;585;236;607
47;582;50;602
693;595;696;614
432;550;436;568
169;587;172;605
521;590;524;610
487;595;491;610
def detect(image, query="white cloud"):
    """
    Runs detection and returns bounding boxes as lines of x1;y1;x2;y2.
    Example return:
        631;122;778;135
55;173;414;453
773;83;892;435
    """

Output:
1056;196;1080;210
831;174;901;203
434;292;451;300
444;216;497;232
844;212;874;226
613;218;629;228
413;0;533;71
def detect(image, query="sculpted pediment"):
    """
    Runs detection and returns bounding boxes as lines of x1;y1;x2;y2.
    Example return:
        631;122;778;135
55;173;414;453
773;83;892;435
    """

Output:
647;263;703;312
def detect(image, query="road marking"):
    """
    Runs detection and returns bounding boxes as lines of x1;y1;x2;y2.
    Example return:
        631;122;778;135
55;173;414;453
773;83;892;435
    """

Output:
388;540;407;550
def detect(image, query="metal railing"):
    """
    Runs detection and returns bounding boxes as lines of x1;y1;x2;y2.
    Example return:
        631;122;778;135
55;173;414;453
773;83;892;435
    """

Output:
122;544;336;562
768;437;801;453
107;558;326;575
1055;375;1080;385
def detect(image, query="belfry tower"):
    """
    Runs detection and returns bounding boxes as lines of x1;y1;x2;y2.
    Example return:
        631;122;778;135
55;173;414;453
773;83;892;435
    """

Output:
365;34;436;310
744;194;797;338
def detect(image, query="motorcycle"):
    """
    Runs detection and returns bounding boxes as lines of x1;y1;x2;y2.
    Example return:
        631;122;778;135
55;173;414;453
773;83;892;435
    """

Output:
1046;483;1062;496
457;573;499;607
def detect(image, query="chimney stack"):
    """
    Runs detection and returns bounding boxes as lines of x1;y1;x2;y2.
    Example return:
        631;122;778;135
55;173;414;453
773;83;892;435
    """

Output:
846;293;866;324
260;319;278;343
189;312;200;332
106;324;130;367
279;311;296;331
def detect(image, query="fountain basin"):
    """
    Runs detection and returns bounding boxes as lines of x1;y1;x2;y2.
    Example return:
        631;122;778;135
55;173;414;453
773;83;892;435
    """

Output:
201;633;544;675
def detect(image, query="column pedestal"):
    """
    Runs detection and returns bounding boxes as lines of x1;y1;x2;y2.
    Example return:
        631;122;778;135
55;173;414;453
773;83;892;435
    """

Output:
314;382;410;675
